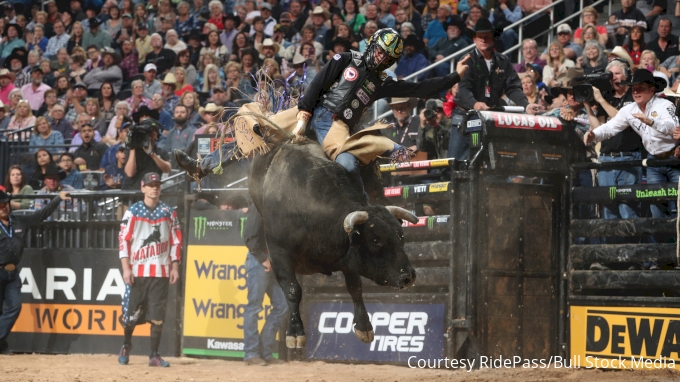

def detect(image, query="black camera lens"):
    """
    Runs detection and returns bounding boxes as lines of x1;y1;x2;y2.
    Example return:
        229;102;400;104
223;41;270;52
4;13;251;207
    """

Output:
423;109;435;120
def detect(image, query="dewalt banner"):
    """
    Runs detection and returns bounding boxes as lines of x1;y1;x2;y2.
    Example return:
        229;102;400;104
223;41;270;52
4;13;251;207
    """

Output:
570;306;680;369
183;209;272;358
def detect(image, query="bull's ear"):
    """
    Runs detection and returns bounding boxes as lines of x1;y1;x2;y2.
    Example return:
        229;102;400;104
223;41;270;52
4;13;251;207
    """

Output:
349;229;362;246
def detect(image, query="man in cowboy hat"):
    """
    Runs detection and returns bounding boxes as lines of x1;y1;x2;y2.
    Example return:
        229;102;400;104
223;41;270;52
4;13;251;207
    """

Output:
83;17;113;50
429;15;470;77
604;46;635;69
395;35;429;81
32;163;78;214
382;97;419;148
20;66;51;111
258;38;282;66
83;47;123;93
160;73;179;116
0;24;24;60
0;187;71;355
0;68;15;105
585;69;679;222
4;48;27;88
456;18;541;116
310;6;330;45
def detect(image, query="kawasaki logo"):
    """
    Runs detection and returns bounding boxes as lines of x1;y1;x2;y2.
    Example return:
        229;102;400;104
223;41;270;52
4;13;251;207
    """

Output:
427;216;436;230
471;133;479;147
194;216;207;240
609;187;616;201
240;217;247;238
403;186;410;199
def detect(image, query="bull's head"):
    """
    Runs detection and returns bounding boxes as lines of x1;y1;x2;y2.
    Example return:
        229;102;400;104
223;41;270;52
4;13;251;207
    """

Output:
343;206;418;290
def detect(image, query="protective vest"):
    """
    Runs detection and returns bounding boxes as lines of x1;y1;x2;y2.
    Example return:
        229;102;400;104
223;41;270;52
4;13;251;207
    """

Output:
321;50;385;128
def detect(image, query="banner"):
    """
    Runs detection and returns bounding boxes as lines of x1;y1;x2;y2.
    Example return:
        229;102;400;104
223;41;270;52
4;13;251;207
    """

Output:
9;249;178;355
570;306;680;369
306;302;445;363
573;183;678;204
182;209;272;359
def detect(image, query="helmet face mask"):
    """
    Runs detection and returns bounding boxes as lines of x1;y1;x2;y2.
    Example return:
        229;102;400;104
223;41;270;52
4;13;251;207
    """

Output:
364;28;403;71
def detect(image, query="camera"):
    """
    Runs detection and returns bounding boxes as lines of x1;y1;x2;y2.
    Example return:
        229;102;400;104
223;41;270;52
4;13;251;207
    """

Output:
126;119;161;150
423;108;436;120
571;71;613;103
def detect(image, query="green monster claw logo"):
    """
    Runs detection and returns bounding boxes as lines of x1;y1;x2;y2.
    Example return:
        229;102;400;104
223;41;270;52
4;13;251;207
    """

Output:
609;187;617;201
471;133;479;147
240;217;247;238
427;216;436;230
402;186;409;199
194;216;207;240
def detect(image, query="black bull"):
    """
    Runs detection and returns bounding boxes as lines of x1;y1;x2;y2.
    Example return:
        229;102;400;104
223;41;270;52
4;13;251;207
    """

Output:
249;141;418;348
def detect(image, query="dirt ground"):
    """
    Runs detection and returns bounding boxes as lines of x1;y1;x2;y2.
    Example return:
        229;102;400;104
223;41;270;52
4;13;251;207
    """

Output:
2;354;680;382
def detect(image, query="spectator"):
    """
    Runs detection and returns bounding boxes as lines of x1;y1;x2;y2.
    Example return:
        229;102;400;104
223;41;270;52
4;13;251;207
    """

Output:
125;79;152;114
7;88;22;116
119;40;139;83
68;54;87;85
145;33;177;75
250;17;270;54
363;3;388;30
258;2;277;37
100;115;132;169
50;48;70;76
541;24;581;62
660;54;680;84
179;91;201;125
40;59;56;89
70;111;103;149
519;73;546;108
29;116;64;153
49;104;72;138
207;0;226;30
135;23;153;66
202;64;226;94
84;98;108;138
149;96;174;133
122;120;171;190
58;152;85;190
382;97;419;149
220;14;240;51
28;148;56;190
423;4;451;48
0;101;9;131
258;38;282;65
515;38;547;73
175;1;197;40
573;7;608;46
66;21;85;53
6;49;29;89
164;29;187;54
161;73;180;115
395;13;419;39
488;0;522;52
0;24;25;61
73;123;108;171
70;0;87;21
26;24;49;54
430;16;469;77
83;17;113;50
647;18;678;65
104;6;123;39
3;3;16;24
98;82;117;126
142;64;162;100
458;0;487;14
114;14;134;50
162;104;197;157
65;82;88;123
173;67;195;96
395;35;430;81
4;165;33;210
83;48;123;94
193;103;222;134
358;21;378;52
7;100;35;138
101;146;127;190
640;50;669;87
609;0;646;45
416;98;449;160
623;26;646;66
605;46;635;69
421;0;439;31
343;0;366;35
378;0;396;29
105;101;132;142
32;162;77;217
577;41;608;75
210;86;232;108
578;25;603;51
543;42;575;87
172;50;198;88
225;62;254;101
464;4;486;32
85;45;103;71
0;69;16;105
397;0;422;35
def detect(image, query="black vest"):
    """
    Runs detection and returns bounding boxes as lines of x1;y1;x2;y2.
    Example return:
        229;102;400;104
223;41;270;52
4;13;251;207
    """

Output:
321;50;384;128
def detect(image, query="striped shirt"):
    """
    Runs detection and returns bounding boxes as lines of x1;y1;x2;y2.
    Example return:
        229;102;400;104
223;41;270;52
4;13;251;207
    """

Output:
119;201;182;278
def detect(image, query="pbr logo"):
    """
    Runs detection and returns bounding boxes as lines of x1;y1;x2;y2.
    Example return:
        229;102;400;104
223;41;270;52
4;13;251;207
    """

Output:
344;67;358;81
194;216;207;240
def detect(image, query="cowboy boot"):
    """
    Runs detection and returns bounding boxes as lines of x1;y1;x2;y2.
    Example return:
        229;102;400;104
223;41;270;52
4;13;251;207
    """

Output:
174;150;211;179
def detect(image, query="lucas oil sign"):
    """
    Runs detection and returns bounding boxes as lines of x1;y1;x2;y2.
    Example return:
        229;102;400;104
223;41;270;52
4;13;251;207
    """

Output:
306;302;444;363
570;306;680;369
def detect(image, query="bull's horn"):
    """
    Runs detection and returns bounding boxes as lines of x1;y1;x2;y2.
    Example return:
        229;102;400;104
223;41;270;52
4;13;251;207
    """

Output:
385;206;418;224
343;211;369;233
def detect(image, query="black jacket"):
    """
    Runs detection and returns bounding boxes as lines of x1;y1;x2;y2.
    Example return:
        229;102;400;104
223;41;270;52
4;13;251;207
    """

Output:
0;195;62;266
455;48;528;110
243;203;267;263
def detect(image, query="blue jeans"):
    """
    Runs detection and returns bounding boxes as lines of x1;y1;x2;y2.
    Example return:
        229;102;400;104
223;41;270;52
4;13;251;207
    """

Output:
243;252;288;361
597;152;641;220
0;267;22;349
447;125;470;161
646;154;680;218
200;141;237;171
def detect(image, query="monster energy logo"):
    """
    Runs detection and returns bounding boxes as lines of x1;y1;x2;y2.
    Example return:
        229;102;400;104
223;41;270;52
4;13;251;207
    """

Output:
427;216;436;230
609;187;617;201
240;217;247;238
194;216;207;240
402;186;410;199
471;133;479;147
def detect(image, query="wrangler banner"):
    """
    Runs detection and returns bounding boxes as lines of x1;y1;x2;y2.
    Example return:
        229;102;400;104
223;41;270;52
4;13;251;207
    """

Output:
182;209;272;359
570;306;680;369
9;249;178;354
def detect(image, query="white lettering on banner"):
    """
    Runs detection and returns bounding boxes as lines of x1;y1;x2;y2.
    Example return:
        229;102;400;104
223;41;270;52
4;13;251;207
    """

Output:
414;185;427;193
492;112;562;131
96;269;126;300
206;339;245;350
83;269;92;301
318;311;429;352
20;268;41;299
46;268;77;300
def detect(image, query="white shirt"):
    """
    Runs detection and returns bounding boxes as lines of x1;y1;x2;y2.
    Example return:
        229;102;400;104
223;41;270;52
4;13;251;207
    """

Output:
592;96;678;155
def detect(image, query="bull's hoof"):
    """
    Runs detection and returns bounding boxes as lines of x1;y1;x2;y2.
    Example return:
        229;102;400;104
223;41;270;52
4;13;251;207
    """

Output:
355;329;374;343
286;335;306;348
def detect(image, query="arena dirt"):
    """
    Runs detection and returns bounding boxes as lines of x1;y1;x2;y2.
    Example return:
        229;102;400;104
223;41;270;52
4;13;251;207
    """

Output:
2;354;680;381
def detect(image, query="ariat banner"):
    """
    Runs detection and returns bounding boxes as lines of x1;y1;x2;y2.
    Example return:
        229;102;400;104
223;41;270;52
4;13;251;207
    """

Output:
183;209;272;358
570;306;680;369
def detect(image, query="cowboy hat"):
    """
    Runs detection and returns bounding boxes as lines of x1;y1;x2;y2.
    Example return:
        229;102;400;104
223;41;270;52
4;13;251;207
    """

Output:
257;38;280;55
604;46;634;69
132;105;159;123
0;68;13;79
389;97;417;108
292;53;307;66
443;15;466;34
311;6;330;20
471;18;501;37
3;23;22;39
620;69;666;92
3;47;27;69
39;163;67;181
403;34;425;51
554;67;586;90
199;103;223;120
101;47;121;65
161;72;177;85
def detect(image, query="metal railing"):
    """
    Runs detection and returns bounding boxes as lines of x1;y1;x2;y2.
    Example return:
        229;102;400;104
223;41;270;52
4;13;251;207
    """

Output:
371;0;614;122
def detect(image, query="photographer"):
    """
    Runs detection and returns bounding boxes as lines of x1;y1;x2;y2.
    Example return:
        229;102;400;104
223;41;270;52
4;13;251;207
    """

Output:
122;119;172;190
417;99;449;160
